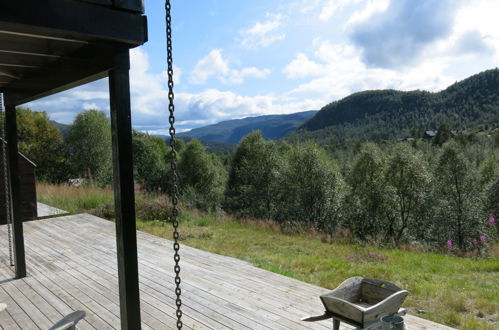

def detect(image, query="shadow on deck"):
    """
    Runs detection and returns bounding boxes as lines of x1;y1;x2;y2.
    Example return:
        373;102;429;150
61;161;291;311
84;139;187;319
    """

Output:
0;214;455;329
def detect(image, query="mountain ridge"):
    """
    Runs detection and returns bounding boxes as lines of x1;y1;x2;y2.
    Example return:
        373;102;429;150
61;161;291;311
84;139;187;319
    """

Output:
178;110;318;144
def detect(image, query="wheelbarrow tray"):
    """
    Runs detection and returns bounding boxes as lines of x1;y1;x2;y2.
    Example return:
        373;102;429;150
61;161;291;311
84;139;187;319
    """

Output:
319;276;409;327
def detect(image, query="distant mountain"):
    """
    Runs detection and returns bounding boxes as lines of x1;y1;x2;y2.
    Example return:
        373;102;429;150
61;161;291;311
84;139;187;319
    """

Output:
178;137;235;154
156;135;236;154
292;68;499;144
50;120;71;135
178;110;318;144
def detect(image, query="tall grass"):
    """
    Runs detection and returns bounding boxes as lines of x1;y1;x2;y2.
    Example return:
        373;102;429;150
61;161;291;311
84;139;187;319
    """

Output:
37;183;114;213
37;183;499;330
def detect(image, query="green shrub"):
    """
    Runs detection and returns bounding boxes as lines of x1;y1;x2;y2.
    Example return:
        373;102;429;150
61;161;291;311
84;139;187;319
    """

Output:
136;196;175;222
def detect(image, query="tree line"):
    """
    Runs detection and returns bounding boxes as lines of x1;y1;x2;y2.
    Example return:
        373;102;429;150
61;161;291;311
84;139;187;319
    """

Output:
8;108;499;251
222;131;498;251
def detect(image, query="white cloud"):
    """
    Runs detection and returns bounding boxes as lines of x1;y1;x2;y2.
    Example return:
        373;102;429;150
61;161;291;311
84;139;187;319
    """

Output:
319;0;361;21
223;67;271;85
129;48;170;118
286;38;455;103
283;53;325;79
70;90;108;100
48;112;78;125
318;1;339;21
82;102;99;110
452;0;499;59
295;0;322;14
239;13;286;48
189;49;270;85
23;78;110;124
26;48;290;133
345;0;389;27
189;49;229;84
316;40;352;62
290;0;360;20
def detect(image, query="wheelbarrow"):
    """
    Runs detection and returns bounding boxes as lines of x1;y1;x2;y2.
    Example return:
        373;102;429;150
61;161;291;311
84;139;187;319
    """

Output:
302;276;409;329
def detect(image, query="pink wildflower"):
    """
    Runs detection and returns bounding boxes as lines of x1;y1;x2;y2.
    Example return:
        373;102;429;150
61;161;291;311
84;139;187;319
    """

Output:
479;235;486;243
472;239;478;248
446;239;452;249
134;184;141;190
489;216;496;225
157;186;162;192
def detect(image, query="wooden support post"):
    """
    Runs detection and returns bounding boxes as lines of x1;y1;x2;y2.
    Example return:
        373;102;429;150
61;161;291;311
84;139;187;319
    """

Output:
4;98;26;279
108;47;141;330
333;319;340;330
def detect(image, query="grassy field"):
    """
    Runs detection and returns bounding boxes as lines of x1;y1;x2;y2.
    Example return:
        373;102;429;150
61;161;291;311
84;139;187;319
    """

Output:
37;183;499;330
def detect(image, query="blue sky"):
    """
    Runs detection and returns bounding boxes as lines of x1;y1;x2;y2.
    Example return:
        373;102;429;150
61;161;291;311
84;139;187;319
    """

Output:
27;0;499;134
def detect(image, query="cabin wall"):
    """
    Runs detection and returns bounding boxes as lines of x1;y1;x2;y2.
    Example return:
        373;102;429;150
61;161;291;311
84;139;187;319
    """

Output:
0;152;37;224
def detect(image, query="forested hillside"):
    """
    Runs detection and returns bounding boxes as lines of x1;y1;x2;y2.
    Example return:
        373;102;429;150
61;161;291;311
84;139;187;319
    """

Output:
294;68;499;145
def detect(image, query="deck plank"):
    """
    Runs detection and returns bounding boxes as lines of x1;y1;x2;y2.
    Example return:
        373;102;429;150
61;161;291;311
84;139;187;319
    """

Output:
0;213;456;330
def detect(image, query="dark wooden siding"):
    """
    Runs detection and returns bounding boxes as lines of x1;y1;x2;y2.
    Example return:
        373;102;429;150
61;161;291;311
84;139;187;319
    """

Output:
0;151;37;224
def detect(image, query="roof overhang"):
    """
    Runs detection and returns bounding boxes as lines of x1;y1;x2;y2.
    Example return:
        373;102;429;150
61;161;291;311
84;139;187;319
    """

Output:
0;0;148;104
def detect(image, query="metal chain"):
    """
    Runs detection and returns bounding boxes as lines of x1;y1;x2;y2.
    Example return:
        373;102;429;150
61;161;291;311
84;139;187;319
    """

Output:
165;1;183;329
0;93;13;266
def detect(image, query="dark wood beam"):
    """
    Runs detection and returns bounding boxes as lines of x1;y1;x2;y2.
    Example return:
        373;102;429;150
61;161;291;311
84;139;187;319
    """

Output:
0;30;87;44
1;43;117;104
0;69;20;79
0;78;14;85
79;0;113;6
113;0;145;13
0;50;59;59
108;47;141;330
4;98;26;279
0;32;82;58
77;0;144;14
0;51;52;66
0;0;147;46
0;64;39;69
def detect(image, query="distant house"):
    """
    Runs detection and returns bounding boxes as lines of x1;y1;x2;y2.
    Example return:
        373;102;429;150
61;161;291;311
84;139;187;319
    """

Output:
424;130;437;138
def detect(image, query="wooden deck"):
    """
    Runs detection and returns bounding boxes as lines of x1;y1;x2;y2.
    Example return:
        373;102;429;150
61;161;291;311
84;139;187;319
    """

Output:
36;203;67;218
0;214;455;329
